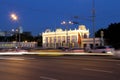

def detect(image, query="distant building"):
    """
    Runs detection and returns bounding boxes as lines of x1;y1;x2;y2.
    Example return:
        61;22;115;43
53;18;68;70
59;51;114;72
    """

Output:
0;30;37;48
0;42;37;48
42;25;101;48
0;31;5;36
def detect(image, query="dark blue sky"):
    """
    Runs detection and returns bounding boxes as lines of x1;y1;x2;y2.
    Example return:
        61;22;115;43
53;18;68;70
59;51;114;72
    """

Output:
0;0;120;36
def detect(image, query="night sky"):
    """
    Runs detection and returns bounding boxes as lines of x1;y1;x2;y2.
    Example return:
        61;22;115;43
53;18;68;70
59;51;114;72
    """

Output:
0;0;120;36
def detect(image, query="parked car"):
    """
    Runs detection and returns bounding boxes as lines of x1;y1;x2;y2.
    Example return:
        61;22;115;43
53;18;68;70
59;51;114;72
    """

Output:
57;47;70;51
113;50;120;58
87;46;115;53
70;48;84;52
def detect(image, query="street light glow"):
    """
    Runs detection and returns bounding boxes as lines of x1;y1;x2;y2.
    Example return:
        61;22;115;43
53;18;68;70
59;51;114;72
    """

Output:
68;21;73;24
61;21;66;25
11;13;18;20
61;21;73;25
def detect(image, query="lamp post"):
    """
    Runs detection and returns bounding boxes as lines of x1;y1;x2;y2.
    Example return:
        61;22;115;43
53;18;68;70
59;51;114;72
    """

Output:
10;13;21;48
61;21;73;47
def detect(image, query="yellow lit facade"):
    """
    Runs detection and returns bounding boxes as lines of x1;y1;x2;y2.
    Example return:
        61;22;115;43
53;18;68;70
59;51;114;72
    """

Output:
42;25;101;48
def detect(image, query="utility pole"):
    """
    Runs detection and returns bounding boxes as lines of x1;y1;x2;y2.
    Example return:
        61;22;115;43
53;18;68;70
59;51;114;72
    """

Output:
73;0;96;49
92;0;96;49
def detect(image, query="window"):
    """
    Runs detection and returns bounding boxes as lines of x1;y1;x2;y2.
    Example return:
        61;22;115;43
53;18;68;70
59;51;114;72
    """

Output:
84;34;87;38
46;37;48;43
71;36;77;42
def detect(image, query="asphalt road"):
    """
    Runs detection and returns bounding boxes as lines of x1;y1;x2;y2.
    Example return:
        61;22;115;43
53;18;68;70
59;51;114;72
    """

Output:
0;55;120;80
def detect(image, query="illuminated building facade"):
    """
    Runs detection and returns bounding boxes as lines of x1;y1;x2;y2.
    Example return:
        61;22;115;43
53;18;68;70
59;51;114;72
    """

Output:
0;42;37;48
42;25;101;48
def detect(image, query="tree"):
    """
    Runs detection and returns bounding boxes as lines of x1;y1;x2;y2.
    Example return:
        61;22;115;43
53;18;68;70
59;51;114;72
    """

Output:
34;35;42;47
95;22;120;49
21;32;34;42
95;28;106;37
106;23;120;48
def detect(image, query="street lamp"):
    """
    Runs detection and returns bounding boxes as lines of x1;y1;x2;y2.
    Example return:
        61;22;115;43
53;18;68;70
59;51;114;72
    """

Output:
10;13;21;48
11;14;18;21
61;21;73;47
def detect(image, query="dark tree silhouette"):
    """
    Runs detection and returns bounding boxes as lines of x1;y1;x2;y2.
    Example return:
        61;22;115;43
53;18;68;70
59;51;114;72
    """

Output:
95;22;120;49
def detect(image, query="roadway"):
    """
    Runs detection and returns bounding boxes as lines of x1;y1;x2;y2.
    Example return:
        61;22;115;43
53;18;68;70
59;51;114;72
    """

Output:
0;55;119;80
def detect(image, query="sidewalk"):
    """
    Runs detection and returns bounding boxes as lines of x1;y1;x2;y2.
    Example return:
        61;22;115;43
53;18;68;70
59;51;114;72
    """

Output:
26;51;114;56
0;50;114;56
